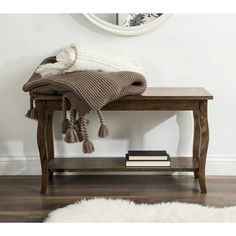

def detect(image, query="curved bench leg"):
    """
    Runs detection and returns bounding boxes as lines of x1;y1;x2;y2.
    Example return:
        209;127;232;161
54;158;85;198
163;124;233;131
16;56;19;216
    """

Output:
46;110;54;182
198;101;209;193
36;101;48;194
193;110;201;179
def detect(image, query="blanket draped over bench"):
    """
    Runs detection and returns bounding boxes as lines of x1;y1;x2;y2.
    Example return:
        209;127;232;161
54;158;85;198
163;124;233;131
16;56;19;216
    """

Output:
23;57;147;154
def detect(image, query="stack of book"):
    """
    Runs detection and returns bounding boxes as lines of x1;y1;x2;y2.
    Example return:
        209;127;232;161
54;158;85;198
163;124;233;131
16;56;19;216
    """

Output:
125;150;171;167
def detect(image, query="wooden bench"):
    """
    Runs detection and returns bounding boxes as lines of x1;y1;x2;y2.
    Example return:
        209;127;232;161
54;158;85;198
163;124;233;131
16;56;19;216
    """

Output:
33;87;213;194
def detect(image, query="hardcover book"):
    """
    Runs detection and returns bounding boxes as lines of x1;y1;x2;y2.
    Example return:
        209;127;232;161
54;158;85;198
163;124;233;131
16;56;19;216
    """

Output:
125;154;171;167
127;150;169;161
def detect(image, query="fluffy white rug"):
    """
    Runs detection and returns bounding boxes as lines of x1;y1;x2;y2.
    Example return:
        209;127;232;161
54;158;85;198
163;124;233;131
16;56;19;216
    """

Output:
45;198;236;222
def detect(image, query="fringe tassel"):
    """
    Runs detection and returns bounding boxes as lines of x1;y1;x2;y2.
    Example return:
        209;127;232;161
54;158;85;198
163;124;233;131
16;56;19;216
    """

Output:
83;139;95;153
74;117;85;142
81;116;95;154
25;97;38;120
64;128;79;143
98;124;109;138
61;97;70;134
62;119;70;134
78;130;85;142
97;110;109;138
64;109;79;143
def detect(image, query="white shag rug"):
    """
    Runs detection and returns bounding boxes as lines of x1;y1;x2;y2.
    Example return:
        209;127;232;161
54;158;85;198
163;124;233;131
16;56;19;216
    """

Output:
45;198;236;222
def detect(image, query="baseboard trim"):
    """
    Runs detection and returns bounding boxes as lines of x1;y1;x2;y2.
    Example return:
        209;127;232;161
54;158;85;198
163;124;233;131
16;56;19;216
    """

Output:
0;156;236;176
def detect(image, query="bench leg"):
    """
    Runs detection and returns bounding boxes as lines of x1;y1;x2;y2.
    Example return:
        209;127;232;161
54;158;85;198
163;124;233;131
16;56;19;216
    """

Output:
46;110;54;182
36;101;48;194
193;110;201;179
198;101;209;193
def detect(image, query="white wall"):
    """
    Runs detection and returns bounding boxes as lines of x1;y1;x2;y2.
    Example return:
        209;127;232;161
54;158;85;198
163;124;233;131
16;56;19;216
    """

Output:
0;14;236;175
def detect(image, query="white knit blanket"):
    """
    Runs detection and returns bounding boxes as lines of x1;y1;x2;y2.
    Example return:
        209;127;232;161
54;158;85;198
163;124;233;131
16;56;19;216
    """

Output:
36;44;143;78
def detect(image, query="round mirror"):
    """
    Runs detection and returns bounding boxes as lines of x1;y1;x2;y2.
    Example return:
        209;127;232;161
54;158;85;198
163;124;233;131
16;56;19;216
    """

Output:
83;13;171;36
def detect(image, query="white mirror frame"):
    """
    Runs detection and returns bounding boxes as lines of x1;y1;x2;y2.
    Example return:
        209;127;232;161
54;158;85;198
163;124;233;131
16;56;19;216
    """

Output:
83;13;171;36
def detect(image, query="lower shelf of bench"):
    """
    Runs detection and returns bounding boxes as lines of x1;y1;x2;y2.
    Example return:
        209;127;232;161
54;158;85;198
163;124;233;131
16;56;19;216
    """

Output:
48;157;198;172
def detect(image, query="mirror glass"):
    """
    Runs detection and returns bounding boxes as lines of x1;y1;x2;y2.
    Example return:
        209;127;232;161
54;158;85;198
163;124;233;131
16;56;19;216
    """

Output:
84;13;170;36
94;13;164;27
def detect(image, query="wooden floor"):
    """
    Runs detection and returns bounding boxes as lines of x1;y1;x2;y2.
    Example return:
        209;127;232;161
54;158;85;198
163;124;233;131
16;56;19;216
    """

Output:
0;175;236;222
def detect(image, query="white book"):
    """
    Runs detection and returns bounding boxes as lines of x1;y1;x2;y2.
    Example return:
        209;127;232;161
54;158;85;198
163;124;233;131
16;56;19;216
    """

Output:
128;156;168;161
126;160;171;167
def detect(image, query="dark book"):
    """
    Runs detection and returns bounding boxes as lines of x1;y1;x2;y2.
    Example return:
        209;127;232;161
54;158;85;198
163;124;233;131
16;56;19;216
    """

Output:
127;150;169;161
125;154;171;167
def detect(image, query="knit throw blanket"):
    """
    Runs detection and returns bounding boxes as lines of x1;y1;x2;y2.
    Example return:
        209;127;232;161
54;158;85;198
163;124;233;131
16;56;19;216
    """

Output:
36;44;143;78
23;57;147;154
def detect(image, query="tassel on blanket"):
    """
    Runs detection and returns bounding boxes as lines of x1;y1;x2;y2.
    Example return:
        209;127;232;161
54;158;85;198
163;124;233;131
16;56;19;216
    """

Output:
62;118;70;134
25;97;38;120
81;116;94;153
97;110;109;138
74;117;85;142
61;97;70;134
83;139;95;154
64;109;79;143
